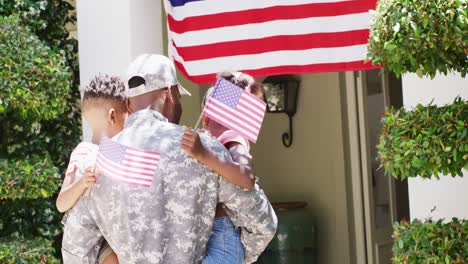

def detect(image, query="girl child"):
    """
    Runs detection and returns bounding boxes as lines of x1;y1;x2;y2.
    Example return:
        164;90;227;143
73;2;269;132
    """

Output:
181;72;271;264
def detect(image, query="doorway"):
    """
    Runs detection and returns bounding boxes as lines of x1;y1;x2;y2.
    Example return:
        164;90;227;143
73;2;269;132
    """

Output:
342;70;409;264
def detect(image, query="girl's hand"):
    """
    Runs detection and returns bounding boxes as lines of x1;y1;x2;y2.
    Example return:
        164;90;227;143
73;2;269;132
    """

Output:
182;127;206;160
80;167;96;188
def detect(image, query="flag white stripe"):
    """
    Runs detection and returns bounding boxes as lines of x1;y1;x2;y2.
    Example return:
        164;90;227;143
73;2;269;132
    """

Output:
240;93;266;111
205;108;257;141
239;97;266;118
205;102;260;136
165;0;352;20
172;44;368;76
205;104;260;135
238;103;264;124
98;166;152;186
208;98;262;129
97;154;155;180
170;13;371;47
123;154;160;165
122;160;158;171
126;148;160;160
97;158;153;185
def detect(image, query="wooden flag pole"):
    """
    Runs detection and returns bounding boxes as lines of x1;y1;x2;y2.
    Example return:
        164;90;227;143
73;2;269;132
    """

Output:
194;111;204;129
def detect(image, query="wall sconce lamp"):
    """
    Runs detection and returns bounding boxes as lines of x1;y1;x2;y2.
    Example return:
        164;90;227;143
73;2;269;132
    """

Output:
262;75;300;148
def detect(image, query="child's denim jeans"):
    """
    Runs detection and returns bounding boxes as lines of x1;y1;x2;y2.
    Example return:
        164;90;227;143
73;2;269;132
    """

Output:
203;216;244;264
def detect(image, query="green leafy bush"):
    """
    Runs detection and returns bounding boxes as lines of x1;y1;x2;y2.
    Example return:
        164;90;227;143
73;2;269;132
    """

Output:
0;16;70;120
378;97;468;179
0;1;81;260
392;218;468;264
0;198;63;240
0;236;59;264
367;0;467;78
0;156;60;200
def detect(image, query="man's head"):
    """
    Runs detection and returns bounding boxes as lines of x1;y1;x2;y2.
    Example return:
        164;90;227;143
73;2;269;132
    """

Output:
80;75;128;142
125;54;190;124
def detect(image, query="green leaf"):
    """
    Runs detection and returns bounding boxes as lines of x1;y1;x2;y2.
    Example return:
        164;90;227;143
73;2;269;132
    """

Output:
398;239;404;249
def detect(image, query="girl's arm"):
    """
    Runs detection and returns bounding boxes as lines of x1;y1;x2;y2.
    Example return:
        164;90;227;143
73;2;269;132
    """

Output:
182;129;255;190
56;167;96;213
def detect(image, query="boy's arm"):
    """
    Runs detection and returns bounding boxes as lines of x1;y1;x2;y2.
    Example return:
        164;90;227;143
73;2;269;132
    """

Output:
182;129;256;190
56;168;95;213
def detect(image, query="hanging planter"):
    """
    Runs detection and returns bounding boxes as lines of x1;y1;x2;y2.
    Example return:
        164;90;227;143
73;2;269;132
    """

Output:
367;0;467;78
377;97;468;179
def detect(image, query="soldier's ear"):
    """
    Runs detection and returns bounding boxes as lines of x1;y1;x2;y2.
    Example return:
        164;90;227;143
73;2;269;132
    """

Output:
126;98;134;114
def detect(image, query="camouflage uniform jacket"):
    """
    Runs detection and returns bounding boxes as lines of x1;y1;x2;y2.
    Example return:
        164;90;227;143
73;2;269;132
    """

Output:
62;109;277;264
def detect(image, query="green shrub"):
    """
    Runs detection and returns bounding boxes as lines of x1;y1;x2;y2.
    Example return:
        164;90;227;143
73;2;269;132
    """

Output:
392;218;468;264
0;16;70;120
0;236;59;264
0;1;81;260
0;198;63;240
0;156;61;200
378;97;468;179
367;0;467;78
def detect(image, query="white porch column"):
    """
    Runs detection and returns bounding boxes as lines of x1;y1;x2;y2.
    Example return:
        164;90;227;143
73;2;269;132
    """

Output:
402;73;468;220
76;0;164;139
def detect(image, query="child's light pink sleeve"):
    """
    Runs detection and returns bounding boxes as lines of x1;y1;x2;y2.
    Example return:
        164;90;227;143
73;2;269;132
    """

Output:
64;142;93;184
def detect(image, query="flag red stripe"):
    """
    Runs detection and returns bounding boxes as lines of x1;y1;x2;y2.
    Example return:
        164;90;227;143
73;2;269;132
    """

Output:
122;161;156;172
173;29;370;62
239;95;266;117
205;108;257;142
97;154;155;178
96;157;154;183
237;104;264;125
207;99;262;131
98;164;151;187
168;1;374;34
205;102;260;137
174;59;378;84
125;151;160;161
123;157;160;167
241;91;267;109
127;145;160;156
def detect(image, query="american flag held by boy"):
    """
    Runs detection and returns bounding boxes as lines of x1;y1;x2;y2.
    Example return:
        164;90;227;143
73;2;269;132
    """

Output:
204;78;266;143
96;136;161;187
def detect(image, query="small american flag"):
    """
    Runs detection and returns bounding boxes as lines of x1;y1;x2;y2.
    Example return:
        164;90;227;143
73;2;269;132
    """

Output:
204;78;266;143
96;137;160;187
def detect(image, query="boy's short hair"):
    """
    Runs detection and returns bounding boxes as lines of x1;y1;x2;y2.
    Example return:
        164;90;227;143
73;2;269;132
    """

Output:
80;74;127;111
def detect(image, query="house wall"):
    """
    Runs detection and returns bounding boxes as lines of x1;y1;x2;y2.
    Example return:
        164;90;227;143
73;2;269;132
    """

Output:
402;73;468;220
250;73;351;264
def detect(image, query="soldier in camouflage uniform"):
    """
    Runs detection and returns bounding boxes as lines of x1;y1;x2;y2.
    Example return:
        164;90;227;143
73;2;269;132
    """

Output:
61;54;277;264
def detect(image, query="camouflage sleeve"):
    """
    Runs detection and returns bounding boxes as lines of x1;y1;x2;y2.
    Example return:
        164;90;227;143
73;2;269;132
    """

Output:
219;180;278;263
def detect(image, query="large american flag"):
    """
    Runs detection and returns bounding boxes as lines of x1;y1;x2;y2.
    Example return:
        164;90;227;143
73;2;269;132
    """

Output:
96;137;161;187
164;0;378;84
204;78;266;143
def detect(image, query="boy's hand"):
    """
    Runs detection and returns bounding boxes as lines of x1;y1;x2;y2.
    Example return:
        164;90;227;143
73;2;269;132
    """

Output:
80;167;96;188
182;127;206;160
